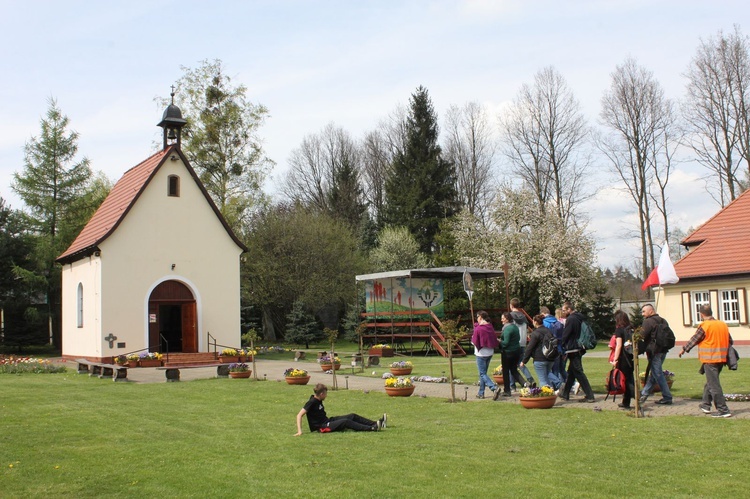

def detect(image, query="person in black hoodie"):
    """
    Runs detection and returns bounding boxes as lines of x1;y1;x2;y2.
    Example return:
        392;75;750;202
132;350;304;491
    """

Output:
520;314;555;388
558;301;596;402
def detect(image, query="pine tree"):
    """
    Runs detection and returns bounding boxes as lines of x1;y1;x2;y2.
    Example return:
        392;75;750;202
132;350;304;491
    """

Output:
384;86;457;254
12;99;94;348
284;300;321;349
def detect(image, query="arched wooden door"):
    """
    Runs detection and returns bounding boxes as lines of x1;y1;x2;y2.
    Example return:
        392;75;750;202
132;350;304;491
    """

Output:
148;281;197;353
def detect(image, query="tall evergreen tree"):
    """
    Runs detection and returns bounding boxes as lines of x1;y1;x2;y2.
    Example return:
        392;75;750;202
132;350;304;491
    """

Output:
384;86;457;254
11;99;95;348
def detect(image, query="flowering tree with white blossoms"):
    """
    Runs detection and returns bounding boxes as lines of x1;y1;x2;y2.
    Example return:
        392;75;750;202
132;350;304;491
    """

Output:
449;186;597;308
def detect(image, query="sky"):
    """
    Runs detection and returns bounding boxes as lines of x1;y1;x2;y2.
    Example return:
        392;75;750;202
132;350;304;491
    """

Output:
1;0;748;270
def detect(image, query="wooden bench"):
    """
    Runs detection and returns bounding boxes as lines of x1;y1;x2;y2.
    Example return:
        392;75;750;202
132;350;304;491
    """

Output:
75;359;128;382
156;364;226;382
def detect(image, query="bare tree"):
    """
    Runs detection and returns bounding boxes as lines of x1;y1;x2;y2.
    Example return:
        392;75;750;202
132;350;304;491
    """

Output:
684;26;750;205
360;105;409;227
499;67;590;224
281;123;364;226
599;58;676;280
443;102;497;223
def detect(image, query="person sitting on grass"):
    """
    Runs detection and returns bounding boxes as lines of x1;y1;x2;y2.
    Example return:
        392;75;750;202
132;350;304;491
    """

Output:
295;383;386;436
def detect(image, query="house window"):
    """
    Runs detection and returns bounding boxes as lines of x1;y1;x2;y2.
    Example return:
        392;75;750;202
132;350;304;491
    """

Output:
720;289;740;323
692;291;710;324
168;175;180;197
77;283;84;328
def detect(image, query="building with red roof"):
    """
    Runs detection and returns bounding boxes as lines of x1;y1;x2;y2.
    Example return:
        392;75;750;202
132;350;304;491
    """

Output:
655;189;750;345
56;101;246;362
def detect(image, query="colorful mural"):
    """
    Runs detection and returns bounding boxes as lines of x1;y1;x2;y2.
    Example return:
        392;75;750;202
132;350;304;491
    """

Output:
365;277;444;317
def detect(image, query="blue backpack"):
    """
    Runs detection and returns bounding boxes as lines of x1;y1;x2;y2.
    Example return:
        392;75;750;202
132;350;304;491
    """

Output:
547;320;565;352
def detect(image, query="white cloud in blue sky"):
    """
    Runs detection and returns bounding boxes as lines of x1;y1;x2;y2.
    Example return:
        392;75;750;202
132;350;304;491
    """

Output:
1;0;747;269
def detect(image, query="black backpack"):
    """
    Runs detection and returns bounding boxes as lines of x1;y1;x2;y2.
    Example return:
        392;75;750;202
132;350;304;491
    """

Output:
541;330;559;360
654;320;676;351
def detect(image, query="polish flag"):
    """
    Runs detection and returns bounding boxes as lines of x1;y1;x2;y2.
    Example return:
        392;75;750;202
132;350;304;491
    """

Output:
641;242;680;290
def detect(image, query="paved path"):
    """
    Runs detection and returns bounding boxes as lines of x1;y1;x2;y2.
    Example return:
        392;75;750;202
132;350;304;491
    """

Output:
62;356;750;419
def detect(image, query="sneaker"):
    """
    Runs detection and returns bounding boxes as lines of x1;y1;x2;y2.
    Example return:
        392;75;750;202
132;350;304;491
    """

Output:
639;393;649;403
501;392;512;397
573;381;580;395
655;399;672;405
475;394;485;399
492;389;502;401
617;403;631;409
712;412;733;418
558;393;570;401
381;413;387;428
375;420;382;431
699;404;711;414
578;397;595;403
554;389;560;396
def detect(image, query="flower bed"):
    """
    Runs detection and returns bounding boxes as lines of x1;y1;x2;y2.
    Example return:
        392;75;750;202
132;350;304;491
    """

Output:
0;357;67;374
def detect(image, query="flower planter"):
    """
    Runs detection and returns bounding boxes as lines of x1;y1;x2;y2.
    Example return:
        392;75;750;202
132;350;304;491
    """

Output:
138;359;162;368
390;367;413;376
320;363;341;371
239;356;254;363
229;371;252;379
126;360;139;368
286;376;311;385
385;386;415;397
492;375;504;385
368;348;394;357
220;356;240;364
519;395;557;409
639;379;673;392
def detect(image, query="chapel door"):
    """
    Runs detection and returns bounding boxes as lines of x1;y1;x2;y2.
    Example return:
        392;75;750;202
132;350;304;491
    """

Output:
181;302;197;353
147;280;197;353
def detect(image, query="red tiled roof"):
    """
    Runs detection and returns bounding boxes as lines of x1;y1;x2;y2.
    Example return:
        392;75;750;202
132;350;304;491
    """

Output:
675;188;750;279
57;145;246;264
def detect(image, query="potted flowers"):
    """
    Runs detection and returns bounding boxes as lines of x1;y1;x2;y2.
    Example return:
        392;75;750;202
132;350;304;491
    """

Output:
491;365;504;385
518;386;557;409
368;344;394;357
284;367;311;385
138;352;163;367
639;370;674;391
389;360;413;376
239;348;256;362
113;355;128;366
385;376;415;397
125;353;140;368
319;355;341;371
228;363;252;378
219;348;240;363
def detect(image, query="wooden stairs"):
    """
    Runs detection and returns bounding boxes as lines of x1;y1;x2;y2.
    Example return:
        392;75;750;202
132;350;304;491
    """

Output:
428;311;467;358
163;352;219;367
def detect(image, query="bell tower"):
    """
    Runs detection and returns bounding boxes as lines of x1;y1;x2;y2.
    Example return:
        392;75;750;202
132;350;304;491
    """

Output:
157;86;187;149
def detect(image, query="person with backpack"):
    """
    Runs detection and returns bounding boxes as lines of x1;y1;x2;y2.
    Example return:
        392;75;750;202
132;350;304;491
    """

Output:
640;303;674;405
541;306;565;389
678;304;733;418
510;298;536;387
558;301;596;403
471;310;500;399
610;310;635;409
520;314;556;388
493;312;531;400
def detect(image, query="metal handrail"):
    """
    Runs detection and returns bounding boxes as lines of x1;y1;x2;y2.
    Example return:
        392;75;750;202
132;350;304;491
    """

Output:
158;334;169;364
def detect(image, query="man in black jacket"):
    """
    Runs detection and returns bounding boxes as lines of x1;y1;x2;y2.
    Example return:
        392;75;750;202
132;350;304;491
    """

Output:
558;301;596;402
640;304;673;405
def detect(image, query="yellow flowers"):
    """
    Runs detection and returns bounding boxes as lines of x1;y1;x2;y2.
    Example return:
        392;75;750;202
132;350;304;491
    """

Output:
385;377;413;388
220;348;238;356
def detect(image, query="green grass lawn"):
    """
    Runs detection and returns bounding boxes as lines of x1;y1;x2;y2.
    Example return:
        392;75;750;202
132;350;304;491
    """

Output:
2;357;748;498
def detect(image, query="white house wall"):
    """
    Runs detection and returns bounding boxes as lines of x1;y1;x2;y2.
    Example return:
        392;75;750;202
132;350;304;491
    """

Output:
95;156;242;357
61;255;102;358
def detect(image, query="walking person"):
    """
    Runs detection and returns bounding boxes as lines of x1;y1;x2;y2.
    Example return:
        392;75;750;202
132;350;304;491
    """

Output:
295;384;386;435
520;314;555;388
558;301;596;403
610;310;635;409
472;310;499;399
678;305;733;418
493;312;530;400
510;298;536;386
640;304;673;405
